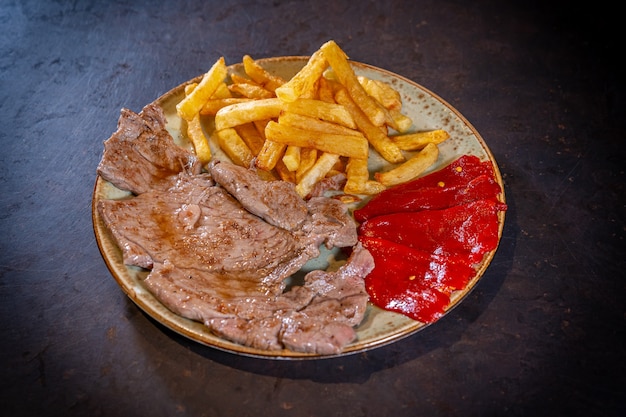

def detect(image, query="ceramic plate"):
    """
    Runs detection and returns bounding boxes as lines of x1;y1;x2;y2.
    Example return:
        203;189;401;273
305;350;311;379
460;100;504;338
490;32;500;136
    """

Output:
92;57;506;359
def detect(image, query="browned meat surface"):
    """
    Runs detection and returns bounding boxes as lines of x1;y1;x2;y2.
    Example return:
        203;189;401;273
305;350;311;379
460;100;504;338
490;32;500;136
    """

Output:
96;104;202;195
96;103;372;354
98;173;370;353
304;196;358;249
207;160;308;231
206;244;373;354
97;173;314;292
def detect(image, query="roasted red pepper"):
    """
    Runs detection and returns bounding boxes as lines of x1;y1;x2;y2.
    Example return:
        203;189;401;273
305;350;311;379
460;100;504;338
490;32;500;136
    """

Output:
356;155;507;324
360;237;476;294
361;237;450;323
359;199;506;263
354;155;501;222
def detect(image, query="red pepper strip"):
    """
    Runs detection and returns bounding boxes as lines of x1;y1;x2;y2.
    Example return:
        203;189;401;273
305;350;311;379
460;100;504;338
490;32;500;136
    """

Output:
361;242;450;323
360;236;476;293
354;155;497;222
354;174;502;222
391;154;495;192
359;199;507;264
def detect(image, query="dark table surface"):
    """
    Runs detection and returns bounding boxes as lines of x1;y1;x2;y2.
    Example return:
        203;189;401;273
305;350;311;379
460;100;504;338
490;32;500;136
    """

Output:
2;1;624;416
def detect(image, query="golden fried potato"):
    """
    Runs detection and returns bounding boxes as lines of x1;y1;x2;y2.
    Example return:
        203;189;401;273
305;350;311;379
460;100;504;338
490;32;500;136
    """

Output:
243;55;286;92
375;142;439;186
233;122;266;155
200;98;253;116
334;88;405;164
177;57;227;121
344;157;368;194
390;129;450;151
264;120;368;159
295;152;341;198
184;82;198;96
215;128;254;167
358;76;402;111
214;98;282;131
275;49;328;102
277;112;362;137
296;148;318;182
317;76;338;103
186;113;211;164
282;145;301;172
229;82;275;99
319;41;387;126
283;98;356;129
274;159;296;183
255;139;287;171
388;109;413;133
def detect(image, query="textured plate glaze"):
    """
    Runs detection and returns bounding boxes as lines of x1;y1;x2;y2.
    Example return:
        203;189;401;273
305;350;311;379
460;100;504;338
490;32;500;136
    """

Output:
92;57;506;359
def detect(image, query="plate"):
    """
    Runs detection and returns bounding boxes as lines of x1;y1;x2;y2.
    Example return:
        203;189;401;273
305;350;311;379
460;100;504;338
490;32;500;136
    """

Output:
92;57;506;359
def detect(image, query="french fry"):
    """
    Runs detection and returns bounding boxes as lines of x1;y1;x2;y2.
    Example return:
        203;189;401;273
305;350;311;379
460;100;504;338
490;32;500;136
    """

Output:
233;122;265;155
334;88;405;164
255;139;287;171
184;82;198;96
295;152;340;198
186;113;212;164
283;98;356;129
215;128;254;167
282;145;301;171
229;82;275;99
278;112;362;137
214;98;283;131
319;41;387;126
344;157;369;195
264;120;368;159
344;158;386;194
296;148;317;182
200;98;252;116
388;109;413;133
176;41;445;197
317;76;339;103
390;129;450;151
243;55;285;92
176;57;227;121
375;142;439;187
274;159;296;183
361;180;387;195
212;82;233;99
358;76;413;132
358;76;402;111
229;73;254;85
275;49;328;102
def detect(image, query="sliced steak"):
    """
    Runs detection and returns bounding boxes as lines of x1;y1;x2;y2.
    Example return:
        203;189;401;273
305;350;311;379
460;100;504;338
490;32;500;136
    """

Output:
207;160;308;231
96;102;372;354
304;196;358;249
207;243;373;354
97;172;314;294
97;104;202;195
279;243;373;354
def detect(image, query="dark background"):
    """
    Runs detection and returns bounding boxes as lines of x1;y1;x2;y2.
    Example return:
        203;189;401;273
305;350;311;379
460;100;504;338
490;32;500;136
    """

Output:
1;1;624;416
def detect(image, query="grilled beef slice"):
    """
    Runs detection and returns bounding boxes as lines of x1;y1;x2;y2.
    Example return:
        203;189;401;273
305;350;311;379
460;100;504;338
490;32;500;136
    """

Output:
97;104;372;354
96;104;202;195
207;160;309;231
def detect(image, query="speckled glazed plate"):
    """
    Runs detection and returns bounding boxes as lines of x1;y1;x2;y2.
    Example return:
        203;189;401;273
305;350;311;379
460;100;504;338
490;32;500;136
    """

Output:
92;57;506;359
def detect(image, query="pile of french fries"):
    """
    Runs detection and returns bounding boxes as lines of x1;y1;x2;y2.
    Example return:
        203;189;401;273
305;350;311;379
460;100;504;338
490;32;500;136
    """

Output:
176;40;450;198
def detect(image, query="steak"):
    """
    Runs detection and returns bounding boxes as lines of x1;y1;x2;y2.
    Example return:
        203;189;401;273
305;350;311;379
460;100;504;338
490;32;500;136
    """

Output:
96;104;373;354
98;173;313;291
207;160;308;231
96;104;202;195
